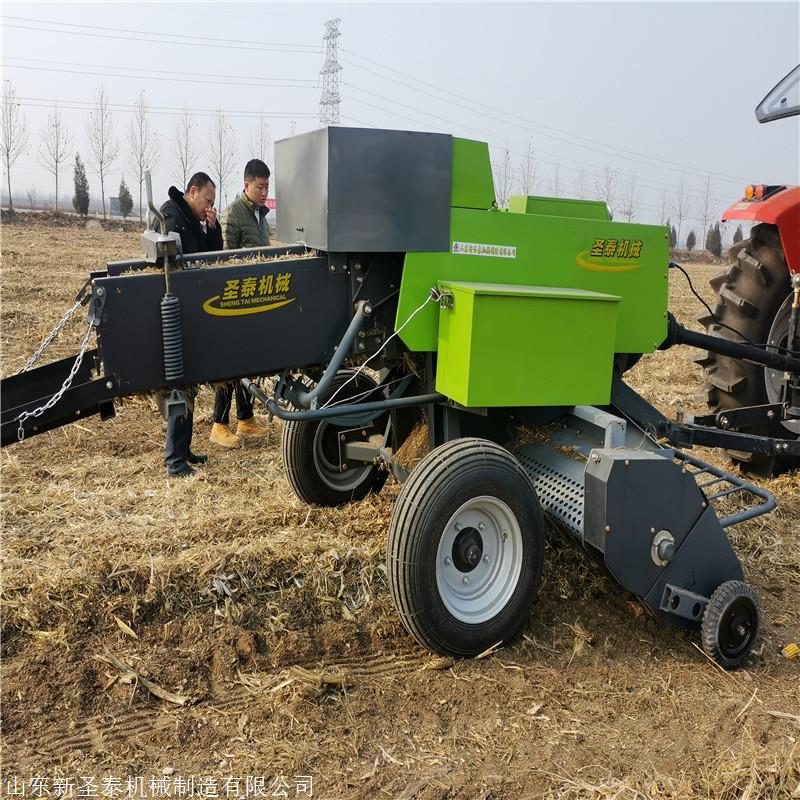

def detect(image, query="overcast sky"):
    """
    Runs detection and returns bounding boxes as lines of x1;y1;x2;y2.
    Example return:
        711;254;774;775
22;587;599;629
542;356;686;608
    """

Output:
2;1;798;240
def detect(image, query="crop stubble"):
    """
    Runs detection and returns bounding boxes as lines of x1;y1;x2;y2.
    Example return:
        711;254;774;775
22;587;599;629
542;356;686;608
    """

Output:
1;217;798;798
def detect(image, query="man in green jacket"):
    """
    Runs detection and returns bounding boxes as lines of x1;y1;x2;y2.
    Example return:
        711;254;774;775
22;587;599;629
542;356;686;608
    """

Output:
210;159;272;447
220;158;271;249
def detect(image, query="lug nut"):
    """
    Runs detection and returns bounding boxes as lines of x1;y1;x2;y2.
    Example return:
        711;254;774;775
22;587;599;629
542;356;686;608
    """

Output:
445;557;452;566
478;522;486;531
463;577;469;585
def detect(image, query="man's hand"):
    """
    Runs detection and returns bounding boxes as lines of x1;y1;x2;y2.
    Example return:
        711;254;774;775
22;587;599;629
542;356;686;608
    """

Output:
206;207;218;228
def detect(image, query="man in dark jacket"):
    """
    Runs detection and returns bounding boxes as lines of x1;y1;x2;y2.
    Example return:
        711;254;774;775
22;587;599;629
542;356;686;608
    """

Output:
158;171;223;254
210;159;272;448
156;172;223;477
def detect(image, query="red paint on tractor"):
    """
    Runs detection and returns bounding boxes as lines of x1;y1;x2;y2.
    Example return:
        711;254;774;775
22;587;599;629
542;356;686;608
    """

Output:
722;185;800;274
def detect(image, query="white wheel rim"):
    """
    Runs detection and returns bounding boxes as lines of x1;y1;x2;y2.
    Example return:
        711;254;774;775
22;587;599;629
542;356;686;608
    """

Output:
435;495;524;624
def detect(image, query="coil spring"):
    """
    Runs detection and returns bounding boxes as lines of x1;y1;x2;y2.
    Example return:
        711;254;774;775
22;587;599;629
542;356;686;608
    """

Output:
161;293;184;382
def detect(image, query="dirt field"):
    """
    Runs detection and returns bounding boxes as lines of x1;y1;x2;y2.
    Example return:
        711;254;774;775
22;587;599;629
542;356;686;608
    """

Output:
2;216;798;799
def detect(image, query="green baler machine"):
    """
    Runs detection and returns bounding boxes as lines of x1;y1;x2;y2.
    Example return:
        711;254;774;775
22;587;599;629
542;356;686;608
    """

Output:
397;137;669;393
5;127;800;670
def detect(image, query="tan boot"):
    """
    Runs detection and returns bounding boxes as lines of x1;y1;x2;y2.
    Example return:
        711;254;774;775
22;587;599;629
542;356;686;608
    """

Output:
210;422;240;448
236;417;269;438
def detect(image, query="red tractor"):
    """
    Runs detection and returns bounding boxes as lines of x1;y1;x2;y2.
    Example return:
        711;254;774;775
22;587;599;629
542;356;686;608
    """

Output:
699;65;800;474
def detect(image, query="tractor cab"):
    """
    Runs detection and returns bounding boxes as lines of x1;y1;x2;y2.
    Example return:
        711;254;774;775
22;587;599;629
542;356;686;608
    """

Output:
756;64;800;123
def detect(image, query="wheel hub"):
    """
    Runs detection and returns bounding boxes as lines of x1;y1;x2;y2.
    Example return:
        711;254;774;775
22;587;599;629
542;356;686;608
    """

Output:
452;527;483;572
719;597;757;659
435;495;523;624
312;421;373;492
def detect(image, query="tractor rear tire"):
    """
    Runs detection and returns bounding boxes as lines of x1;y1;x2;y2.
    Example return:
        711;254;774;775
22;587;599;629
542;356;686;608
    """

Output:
697;223;799;475
387;438;544;657
282;372;388;507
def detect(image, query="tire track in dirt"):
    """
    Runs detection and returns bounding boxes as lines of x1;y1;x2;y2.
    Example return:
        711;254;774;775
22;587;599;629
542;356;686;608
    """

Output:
10;647;432;766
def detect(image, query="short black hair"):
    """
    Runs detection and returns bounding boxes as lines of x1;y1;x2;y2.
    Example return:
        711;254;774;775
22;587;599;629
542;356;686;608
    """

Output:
244;159;270;182
186;172;215;192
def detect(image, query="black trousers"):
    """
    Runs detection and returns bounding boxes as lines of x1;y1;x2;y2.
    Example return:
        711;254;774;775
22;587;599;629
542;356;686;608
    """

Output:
213;381;254;425
164;409;194;473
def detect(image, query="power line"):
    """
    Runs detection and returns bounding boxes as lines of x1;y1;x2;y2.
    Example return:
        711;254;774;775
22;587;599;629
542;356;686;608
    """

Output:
8;57;319;85
3;62;320;91
340;47;752;186
341;108;668;216
341;87;731;205
2;21;319;55
3;15;320;50
5;95;317;120
343;64;736;195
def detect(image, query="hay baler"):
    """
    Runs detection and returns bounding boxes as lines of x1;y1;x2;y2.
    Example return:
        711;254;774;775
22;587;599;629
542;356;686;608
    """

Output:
4;127;799;669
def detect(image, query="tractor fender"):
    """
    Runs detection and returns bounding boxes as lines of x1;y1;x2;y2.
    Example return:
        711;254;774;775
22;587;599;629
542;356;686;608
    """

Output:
722;185;800;274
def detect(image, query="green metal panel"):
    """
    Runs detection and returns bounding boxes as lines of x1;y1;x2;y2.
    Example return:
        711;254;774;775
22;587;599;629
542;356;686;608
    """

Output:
508;195;612;221
397;206;668;354
436;282;620;407
451;138;495;210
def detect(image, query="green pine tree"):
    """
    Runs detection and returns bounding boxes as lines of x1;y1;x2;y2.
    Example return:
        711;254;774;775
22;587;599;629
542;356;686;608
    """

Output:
118;177;133;220
72;153;90;217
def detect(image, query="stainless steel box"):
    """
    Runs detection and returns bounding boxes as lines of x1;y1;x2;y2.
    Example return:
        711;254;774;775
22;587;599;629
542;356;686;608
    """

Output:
276;127;452;253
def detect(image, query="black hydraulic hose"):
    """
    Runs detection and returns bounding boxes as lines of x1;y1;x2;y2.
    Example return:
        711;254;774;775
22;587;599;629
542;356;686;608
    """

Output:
665;313;800;374
241;378;444;421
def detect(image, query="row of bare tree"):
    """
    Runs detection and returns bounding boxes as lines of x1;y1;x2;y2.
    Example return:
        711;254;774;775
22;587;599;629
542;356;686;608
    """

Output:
1;80;273;220
491;138;722;248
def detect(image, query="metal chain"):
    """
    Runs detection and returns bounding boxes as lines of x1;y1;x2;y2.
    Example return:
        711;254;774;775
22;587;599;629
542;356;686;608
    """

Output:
18;299;84;373
16;319;95;442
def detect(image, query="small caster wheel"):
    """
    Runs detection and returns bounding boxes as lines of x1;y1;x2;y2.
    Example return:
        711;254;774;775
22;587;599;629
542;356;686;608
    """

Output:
701;580;760;670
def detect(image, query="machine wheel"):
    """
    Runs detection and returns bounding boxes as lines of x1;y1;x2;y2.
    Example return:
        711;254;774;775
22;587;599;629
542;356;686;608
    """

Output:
701;580;760;670
282;372;388;506
387;438;544;657
698;223;799;475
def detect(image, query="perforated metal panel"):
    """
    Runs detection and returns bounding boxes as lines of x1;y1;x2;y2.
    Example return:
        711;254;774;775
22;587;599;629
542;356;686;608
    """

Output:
515;446;585;538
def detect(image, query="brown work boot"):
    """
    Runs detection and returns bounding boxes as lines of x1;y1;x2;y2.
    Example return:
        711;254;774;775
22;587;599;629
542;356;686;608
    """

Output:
236;417;269;438
210;422;240;448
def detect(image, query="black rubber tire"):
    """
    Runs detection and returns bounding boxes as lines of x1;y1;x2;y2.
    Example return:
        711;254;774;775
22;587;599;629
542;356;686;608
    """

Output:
697;223;798;475
387;438;545;657
282;372;388;507
700;580;760;670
